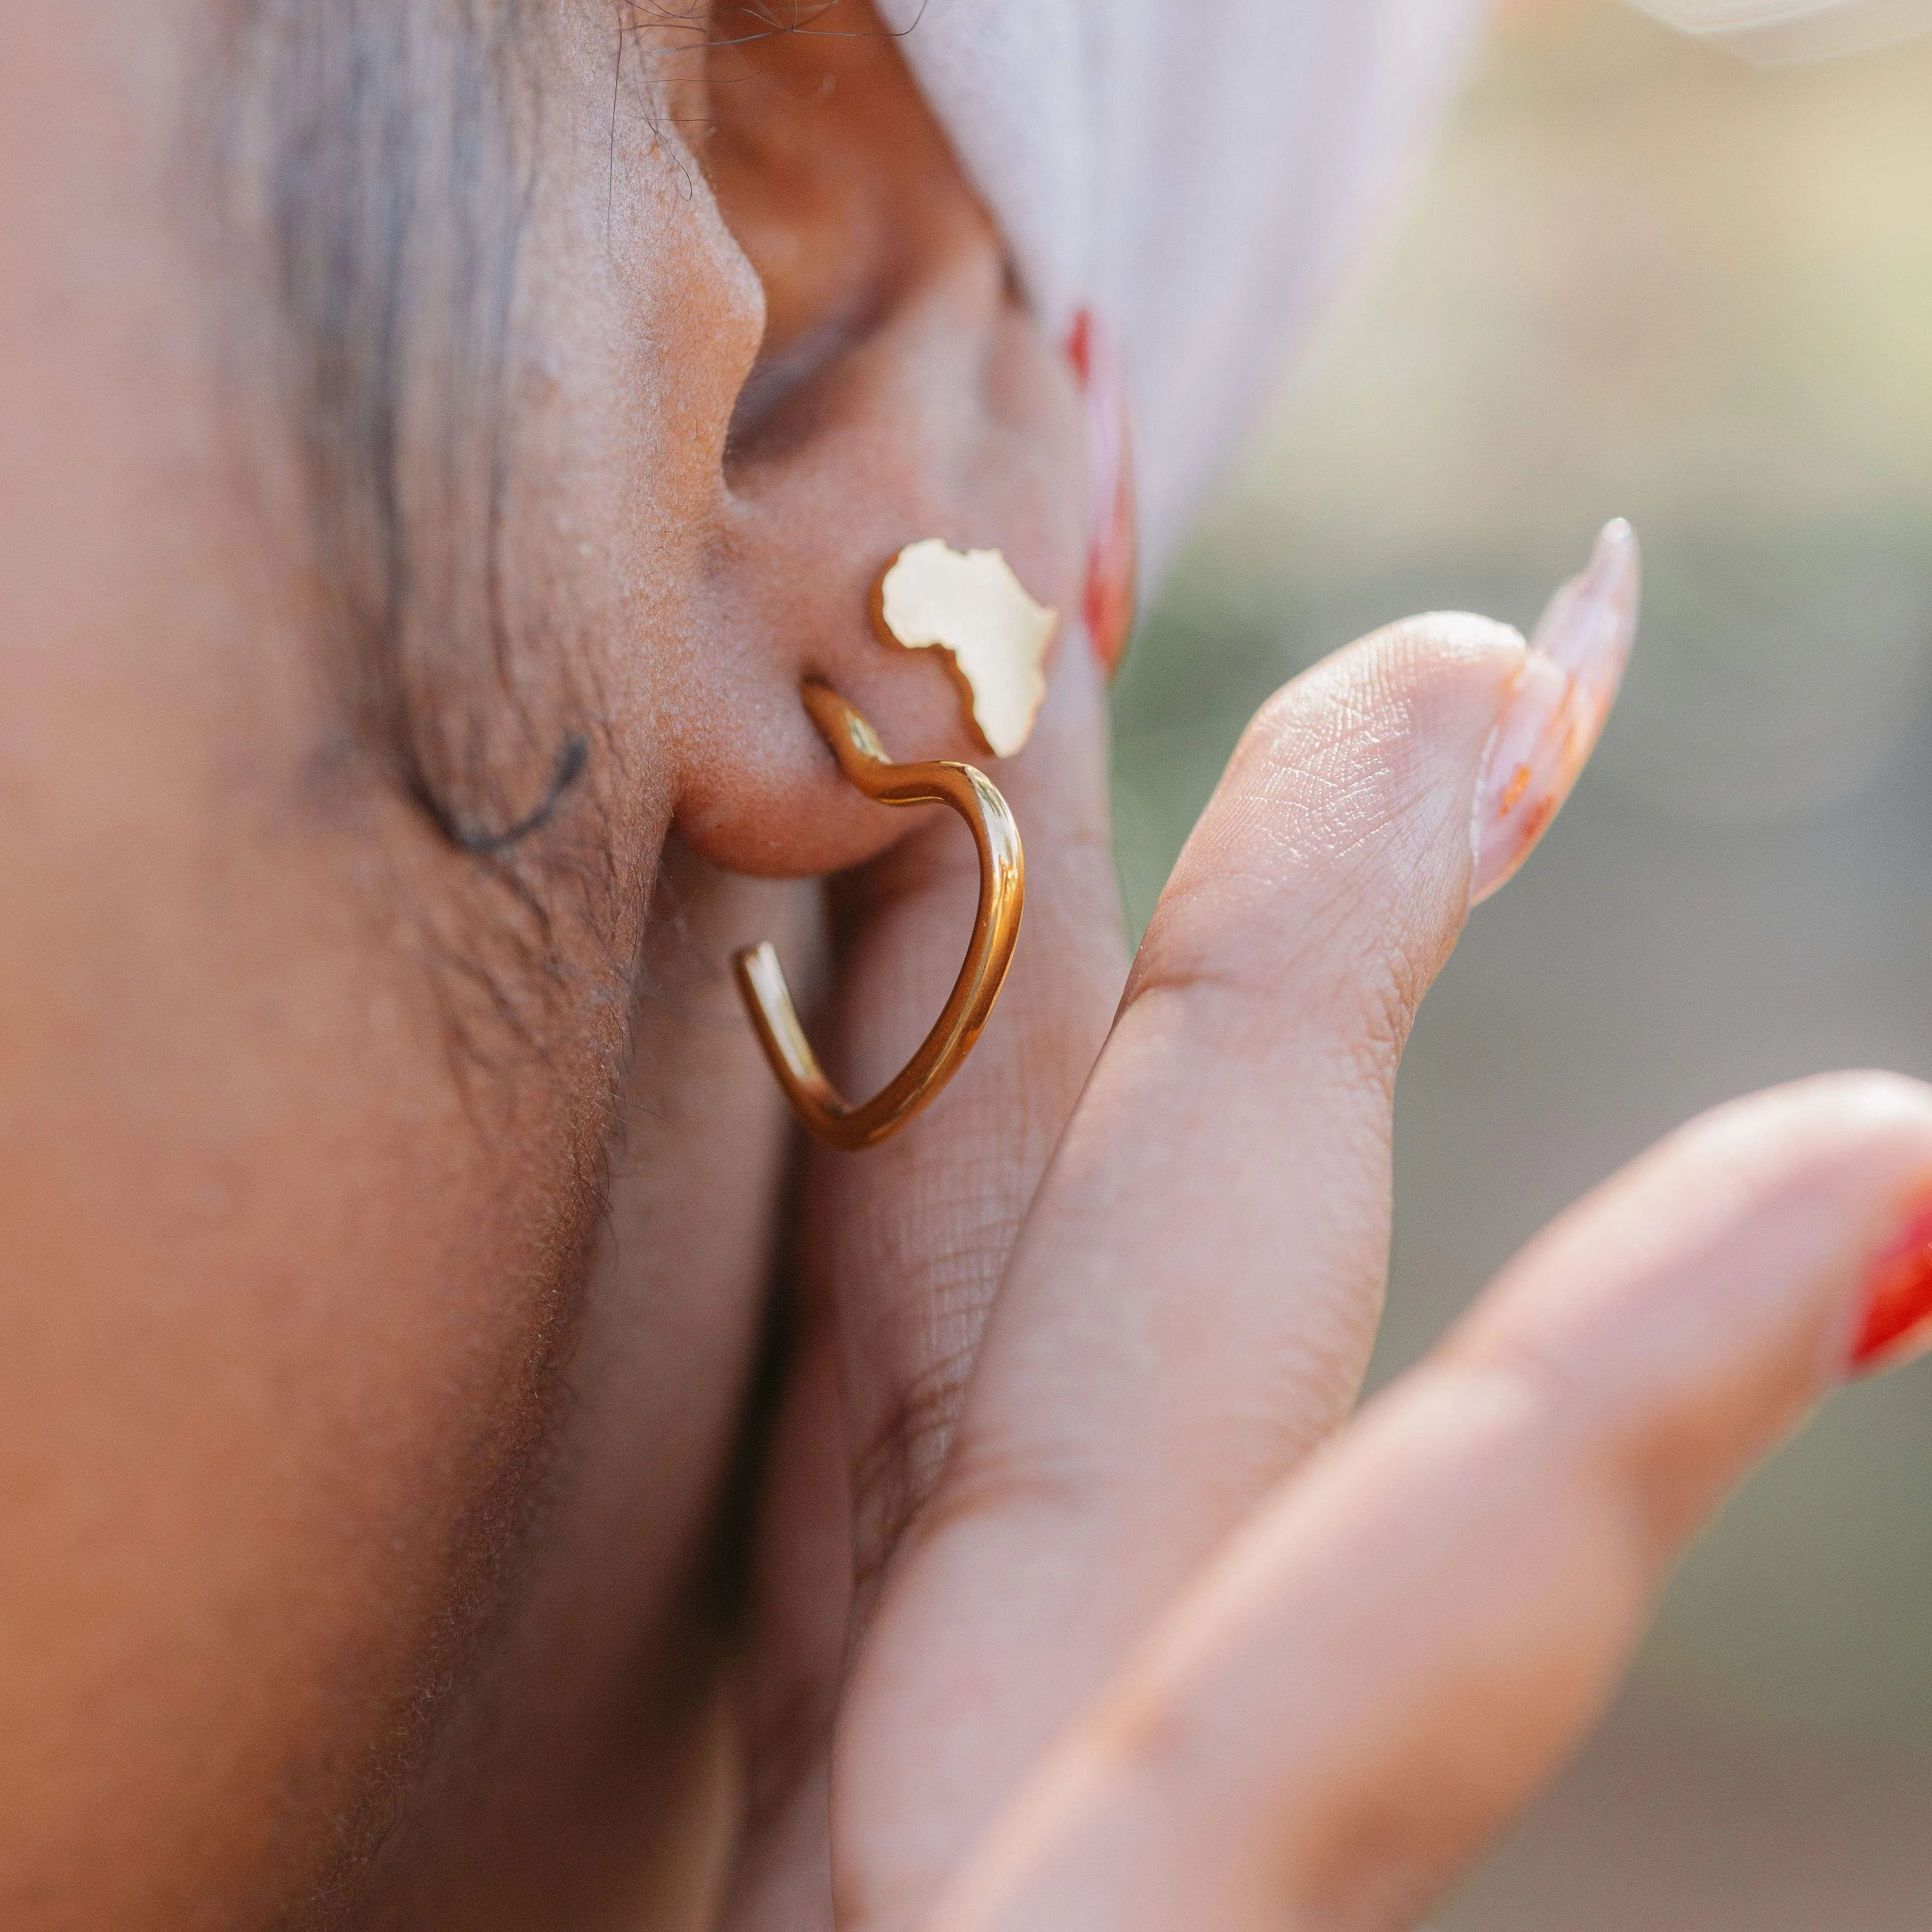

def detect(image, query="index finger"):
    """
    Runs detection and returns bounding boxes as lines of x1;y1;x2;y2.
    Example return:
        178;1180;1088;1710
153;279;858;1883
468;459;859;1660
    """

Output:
934;1074;1932;1932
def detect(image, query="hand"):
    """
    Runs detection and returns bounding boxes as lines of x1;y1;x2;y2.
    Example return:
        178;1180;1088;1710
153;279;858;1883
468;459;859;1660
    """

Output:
724;526;1932;1930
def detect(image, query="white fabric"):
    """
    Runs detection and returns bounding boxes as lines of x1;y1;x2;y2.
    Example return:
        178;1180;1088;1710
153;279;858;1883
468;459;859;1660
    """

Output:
877;0;1489;572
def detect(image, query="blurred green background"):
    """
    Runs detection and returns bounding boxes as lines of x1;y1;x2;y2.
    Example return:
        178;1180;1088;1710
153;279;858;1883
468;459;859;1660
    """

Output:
1110;4;1932;1924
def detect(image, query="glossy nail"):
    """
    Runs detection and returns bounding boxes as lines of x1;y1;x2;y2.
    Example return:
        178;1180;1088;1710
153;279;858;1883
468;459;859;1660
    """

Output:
1850;1197;1932;1374
1470;519;1641;905
1066;306;1138;680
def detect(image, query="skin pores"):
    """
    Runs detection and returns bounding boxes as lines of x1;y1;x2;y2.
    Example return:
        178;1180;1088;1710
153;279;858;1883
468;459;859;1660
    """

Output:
0;2;1091;1921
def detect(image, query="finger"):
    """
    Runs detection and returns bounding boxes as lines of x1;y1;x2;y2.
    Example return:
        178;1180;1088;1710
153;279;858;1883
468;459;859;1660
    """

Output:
1472;518;1638;903
839;528;1638;1922
933;1073;1932;1932
724;631;1127;1932
805;629;1127;1598
967;528;1636;1555
726;1289;850;1930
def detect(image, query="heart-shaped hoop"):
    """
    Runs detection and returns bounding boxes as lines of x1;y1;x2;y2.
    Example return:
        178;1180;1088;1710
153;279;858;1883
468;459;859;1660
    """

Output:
734;684;1026;1152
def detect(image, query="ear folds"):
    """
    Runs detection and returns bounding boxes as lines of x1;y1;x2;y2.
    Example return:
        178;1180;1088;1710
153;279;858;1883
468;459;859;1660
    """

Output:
660;1;1091;883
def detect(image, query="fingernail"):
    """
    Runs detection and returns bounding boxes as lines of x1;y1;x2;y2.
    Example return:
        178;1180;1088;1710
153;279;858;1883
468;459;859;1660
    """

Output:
1066;307;1138;680
1470;519;1641;905
1850;1196;1932;1375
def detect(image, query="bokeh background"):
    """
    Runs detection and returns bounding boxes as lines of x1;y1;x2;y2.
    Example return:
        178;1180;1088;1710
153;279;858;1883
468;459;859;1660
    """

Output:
1110;3;1932;1924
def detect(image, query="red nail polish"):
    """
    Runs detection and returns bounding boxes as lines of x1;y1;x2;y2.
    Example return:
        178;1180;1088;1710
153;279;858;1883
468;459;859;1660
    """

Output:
1851;1199;1932;1373
1066;307;1138;680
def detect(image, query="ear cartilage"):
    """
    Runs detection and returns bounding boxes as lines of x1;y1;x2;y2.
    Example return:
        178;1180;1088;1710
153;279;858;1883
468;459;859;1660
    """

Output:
872;539;1057;759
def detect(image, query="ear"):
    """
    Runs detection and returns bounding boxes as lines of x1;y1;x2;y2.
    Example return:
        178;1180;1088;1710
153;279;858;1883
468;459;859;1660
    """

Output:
660;0;1093;881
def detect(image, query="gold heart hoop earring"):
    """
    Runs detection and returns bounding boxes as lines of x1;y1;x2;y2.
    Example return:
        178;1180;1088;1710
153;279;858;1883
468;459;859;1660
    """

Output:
735;541;1055;1152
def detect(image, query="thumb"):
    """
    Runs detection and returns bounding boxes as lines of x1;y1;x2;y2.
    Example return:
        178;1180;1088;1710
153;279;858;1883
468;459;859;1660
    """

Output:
803;632;1130;1602
835;522;1640;1931
720;632;1128;1932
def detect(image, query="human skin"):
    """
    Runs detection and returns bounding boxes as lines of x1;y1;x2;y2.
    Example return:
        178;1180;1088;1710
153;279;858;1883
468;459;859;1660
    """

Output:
2;4;1929;1929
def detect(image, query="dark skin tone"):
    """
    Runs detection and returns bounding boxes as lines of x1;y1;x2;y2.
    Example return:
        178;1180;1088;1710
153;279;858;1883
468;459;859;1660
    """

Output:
4;4;1928;1928
1;5;1103;1919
